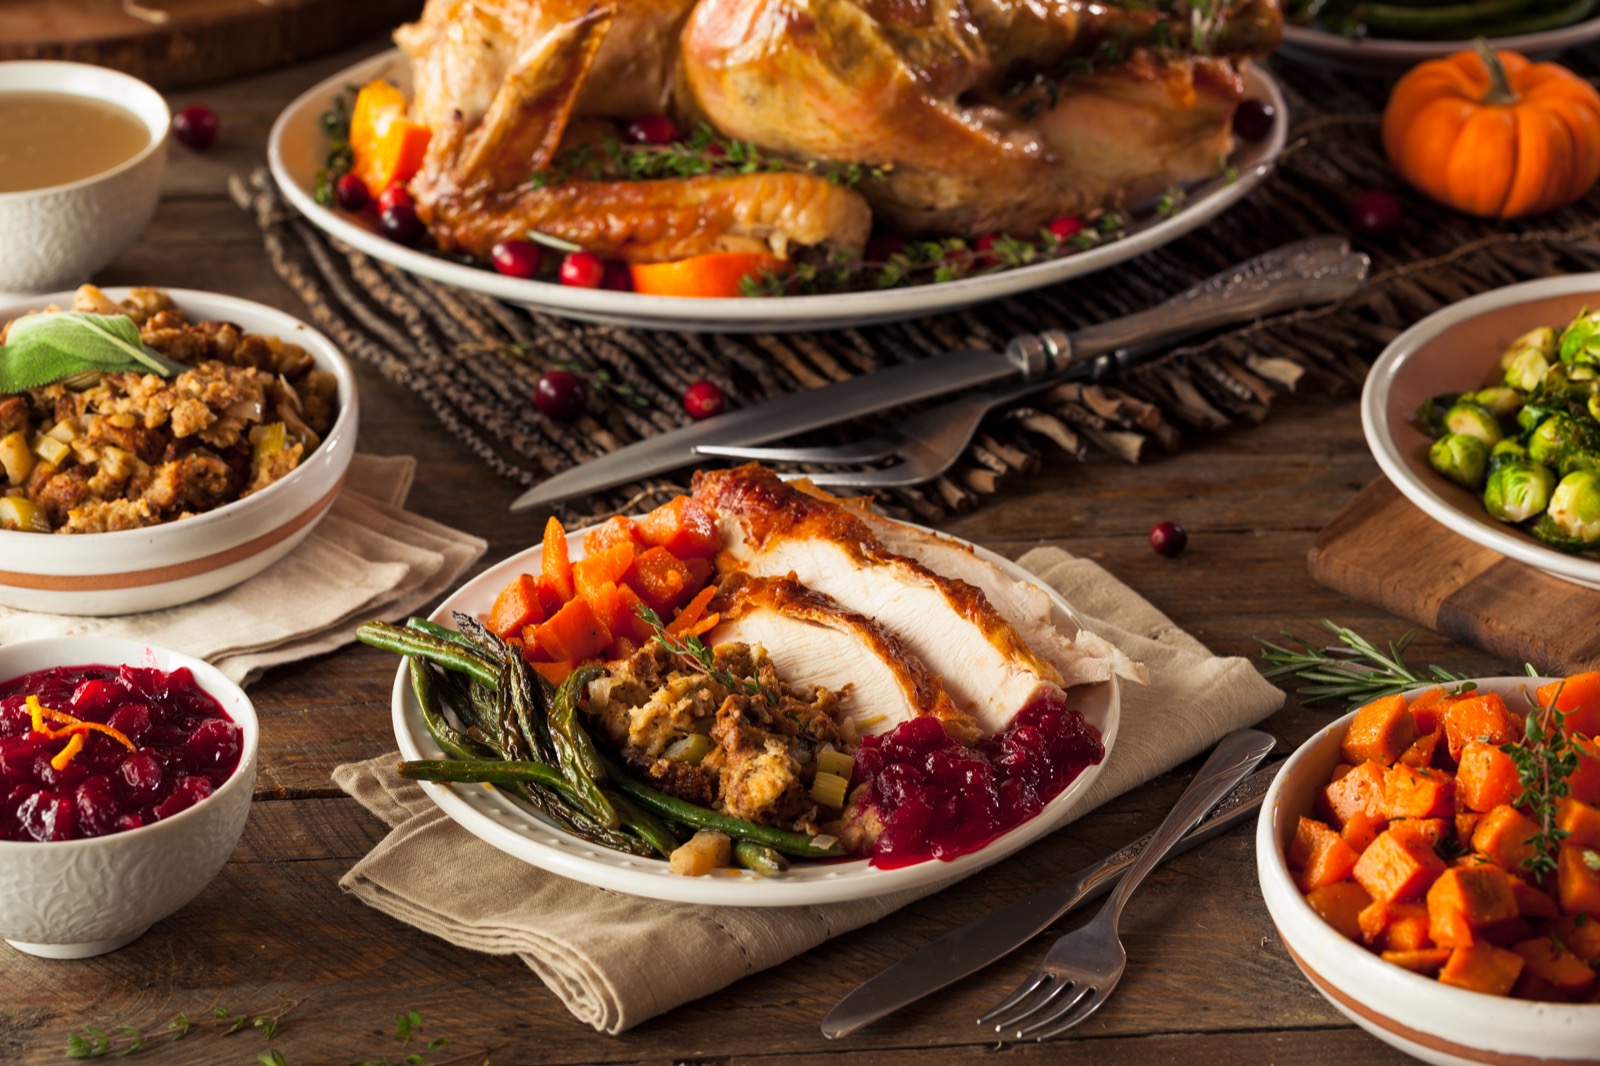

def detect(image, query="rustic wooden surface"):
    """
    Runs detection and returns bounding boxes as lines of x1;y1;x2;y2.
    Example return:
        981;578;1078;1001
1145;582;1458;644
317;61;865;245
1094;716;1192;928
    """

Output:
1311;478;1600;675
0;42;1527;1066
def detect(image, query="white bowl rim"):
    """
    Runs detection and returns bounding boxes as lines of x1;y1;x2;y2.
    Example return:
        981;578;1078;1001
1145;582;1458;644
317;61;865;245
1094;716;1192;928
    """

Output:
0;286;357;548
0;61;171;200
0;636;259;852
1257;676;1600;1039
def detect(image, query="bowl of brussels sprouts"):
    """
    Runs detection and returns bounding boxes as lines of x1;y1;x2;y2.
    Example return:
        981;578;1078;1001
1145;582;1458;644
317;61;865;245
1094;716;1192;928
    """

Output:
1362;274;1600;591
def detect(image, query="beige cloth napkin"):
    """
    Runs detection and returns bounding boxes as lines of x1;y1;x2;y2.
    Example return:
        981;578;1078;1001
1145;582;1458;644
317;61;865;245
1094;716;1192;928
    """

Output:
0;454;486;685
334;545;1286;1034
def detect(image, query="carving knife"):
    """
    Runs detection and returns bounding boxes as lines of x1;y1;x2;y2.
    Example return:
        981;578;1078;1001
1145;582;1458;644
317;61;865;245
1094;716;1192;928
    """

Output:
820;760;1282;1040
508;237;1369;512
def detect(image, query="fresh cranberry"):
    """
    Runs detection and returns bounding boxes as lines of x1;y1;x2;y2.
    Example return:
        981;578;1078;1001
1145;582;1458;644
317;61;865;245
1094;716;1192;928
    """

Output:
1047;216;1084;242
490;239;543;279
682;380;726;420
334;173;371;212
559;251;605;288
973;233;1002;267
1349;191;1403;241
1231;98;1276;143
624;113;680;145
1150;520;1188;557
172;104;219;150
379;203;425;247
600;260;634;291
535;369;586;420
376;183;413;214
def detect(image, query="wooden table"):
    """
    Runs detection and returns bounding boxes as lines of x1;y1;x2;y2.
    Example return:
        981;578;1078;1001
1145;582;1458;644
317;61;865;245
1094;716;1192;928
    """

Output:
1;42;1517;1066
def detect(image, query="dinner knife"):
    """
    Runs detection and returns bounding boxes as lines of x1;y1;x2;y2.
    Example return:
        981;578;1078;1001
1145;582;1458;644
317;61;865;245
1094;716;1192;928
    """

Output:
508;237;1369;512
819;759;1283;1040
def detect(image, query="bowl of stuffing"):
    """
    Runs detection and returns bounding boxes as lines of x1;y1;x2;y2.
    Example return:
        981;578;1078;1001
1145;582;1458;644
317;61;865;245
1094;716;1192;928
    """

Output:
0;285;358;614
0;62;170;294
0;636;259;958
1256;674;1600;1065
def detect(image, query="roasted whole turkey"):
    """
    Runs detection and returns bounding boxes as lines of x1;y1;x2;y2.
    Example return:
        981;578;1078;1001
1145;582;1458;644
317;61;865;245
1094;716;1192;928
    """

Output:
396;0;1281;264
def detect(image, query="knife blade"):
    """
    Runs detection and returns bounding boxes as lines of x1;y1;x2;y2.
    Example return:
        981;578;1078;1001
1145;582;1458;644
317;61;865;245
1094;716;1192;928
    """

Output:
820;760;1282;1040
508;237;1369;512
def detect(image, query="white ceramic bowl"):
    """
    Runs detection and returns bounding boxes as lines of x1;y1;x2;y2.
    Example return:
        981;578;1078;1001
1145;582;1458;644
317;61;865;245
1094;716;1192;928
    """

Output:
0;288;359;615
0;637;258;959
1256;677;1600;1066
1362;273;1600;593
0;62;170;295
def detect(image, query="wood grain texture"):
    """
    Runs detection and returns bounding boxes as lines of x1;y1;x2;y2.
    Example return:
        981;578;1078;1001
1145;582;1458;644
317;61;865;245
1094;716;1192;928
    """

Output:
1309;478;1600;674
0;40;1525;1066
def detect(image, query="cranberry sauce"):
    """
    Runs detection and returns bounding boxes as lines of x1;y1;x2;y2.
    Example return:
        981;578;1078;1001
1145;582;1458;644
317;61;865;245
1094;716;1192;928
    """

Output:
852;695;1104;869
0;663;242;842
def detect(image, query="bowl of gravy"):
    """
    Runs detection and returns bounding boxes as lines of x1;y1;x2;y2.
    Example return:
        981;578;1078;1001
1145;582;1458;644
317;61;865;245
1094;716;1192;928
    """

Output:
0;62;169;294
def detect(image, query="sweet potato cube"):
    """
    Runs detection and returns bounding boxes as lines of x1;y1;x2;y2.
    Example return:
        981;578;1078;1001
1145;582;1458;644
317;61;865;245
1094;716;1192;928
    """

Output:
1556;843;1600;918
1381;947;1451;975
1388;818;1450;847
1408;687;1450;735
1568;736;1600;807
1510;876;1562;920
1438;942;1525;996
1557;797;1600;848
486;572;544;639
540;516;575;603
635;496;722;559
1307;881;1371;943
625;546;700;615
573;542;637;606
1442;692;1523;762
1514;937;1597;996
529;660;573;686
531;595;611;664
1292;817;1361;892
1381;763;1455;820
1340;809;1384;852
1353;826;1446;903
1470;804;1540;873
1551;914;1600;961
1380;901;1432;950
1455;741;1523;813
581;515;643;555
1537;671;1600;742
1455;811;1481;845
1343;693;1417;767
1399;729;1440;768
1323;760;1388;827
1427;865;1519;947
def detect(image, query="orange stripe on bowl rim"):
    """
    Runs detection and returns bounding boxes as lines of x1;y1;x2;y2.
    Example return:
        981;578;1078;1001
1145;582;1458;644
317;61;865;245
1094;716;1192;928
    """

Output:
0;477;343;591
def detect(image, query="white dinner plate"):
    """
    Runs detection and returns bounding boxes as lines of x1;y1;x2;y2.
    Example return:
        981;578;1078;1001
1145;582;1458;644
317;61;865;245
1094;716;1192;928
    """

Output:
390;525;1120;906
1279;16;1600;75
268;50;1286;334
1361;273;1600;592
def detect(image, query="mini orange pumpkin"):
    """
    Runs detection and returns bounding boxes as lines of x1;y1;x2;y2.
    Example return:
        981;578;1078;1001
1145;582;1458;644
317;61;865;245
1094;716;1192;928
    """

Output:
1382;41;1600;219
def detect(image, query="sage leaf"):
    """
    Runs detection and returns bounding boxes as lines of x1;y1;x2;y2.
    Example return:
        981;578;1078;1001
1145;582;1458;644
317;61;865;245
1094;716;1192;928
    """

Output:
0;312;185;392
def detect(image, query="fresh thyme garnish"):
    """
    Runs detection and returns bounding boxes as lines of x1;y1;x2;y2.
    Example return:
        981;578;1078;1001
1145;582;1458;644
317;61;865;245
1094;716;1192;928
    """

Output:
351;1009;497;1066
635;604;776;707
1255;620;1474;707
312;87;357;206
66;997;299;1059
1502;672;1578;879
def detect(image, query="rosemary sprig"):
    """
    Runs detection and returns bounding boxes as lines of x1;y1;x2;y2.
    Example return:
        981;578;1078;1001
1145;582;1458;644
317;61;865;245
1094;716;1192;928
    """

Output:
635;604;776;707
1502;673;1578;879
65;997;299;1059
1255;619;1473;707
312;87;357;206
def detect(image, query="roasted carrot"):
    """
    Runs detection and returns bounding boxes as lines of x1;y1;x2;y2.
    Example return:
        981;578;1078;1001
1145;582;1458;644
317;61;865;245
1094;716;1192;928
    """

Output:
541;516;575;602
634;496;721;559
487;572;544;640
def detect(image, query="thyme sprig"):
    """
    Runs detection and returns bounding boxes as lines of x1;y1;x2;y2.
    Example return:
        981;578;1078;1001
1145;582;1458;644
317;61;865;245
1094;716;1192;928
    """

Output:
635;604;777;707
312;87;357;206
1502;672;1578;879
1255;619;1473;707
352;1009;497;1066
65;996;299;1059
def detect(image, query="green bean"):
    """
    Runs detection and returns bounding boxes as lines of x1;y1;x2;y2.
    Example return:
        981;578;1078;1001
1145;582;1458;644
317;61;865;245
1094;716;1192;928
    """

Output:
409;657;484;762
1467;0;1596;33
734;839;791;878
603;760;846;859
404;615;481;652
607;789;680;858
1350;0;1533;32
356;621;498;688
399;757;569;791
546;665;618;828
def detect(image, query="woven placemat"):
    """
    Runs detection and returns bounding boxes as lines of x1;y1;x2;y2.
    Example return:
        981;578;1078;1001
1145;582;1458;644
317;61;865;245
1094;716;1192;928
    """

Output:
233;52;1600;524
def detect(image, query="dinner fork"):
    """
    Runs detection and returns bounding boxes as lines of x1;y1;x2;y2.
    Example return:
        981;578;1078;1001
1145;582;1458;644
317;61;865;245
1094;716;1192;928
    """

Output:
696;237;1369;489
978;727;1278;1042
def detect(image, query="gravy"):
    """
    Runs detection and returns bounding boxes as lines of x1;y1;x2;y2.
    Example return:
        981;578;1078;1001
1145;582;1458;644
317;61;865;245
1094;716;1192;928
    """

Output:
0;92;151;193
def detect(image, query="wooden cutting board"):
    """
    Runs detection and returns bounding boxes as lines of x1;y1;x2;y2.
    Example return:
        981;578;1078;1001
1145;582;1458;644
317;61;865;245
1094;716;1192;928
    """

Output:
1308;478;1600;675
0;0;422;89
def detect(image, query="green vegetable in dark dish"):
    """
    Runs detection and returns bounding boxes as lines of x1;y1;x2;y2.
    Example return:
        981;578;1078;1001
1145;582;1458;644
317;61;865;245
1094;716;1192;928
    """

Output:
1559;311;1600;366
1429;433;1490;489
1416;392;1463;438
1483;460;1556;523
1503;346;1552;393
1443;401;1503;445
1488;438;1529;472
1541;470;1600;547
1471;386;1524;422
1528;413;1600;469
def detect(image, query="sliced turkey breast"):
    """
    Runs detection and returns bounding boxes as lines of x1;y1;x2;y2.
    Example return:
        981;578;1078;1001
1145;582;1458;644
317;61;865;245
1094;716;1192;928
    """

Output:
692;464;1065;736
708;574;975;744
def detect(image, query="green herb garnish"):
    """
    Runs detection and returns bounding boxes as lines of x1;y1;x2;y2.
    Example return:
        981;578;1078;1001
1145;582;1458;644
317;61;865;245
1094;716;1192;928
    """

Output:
635;604;776;706
1502;673;1578;878
1255;619;1473;707
0;312;186;393
312;86;356;206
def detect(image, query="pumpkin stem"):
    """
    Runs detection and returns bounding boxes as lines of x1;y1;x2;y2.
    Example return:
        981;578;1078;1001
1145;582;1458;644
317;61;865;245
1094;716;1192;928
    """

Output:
1474;36;1518;107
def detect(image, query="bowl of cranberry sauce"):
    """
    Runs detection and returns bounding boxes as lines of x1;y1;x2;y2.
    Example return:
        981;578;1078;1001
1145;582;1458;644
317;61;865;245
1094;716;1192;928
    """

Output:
0;637;257;959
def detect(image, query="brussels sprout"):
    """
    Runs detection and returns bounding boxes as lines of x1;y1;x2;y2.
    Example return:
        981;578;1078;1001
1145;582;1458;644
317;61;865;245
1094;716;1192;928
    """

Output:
1502;325;1557;364
1529;362;1599;411
1504;346;1552;392
1561;449;1600;478
1528;413;1600;467
1471;386;1523;421
1429;433;1490;489
1537;469;1600;547
1415;392;1463;437
1589;392;1600;425
1442;402;1502;445
1488;438;1529;473
1483;460;1556;523
1558;311;1600;367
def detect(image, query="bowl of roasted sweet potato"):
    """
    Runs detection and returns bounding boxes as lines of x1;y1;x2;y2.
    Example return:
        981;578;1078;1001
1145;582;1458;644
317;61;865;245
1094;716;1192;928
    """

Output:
1257;673;1600;1065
